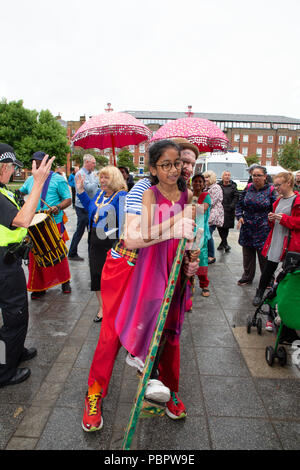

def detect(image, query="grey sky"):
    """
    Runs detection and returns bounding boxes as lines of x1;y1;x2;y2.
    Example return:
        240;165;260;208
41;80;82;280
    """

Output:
1;0;300;121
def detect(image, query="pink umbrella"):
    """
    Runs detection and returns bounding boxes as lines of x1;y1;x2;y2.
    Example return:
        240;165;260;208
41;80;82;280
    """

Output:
150;117;229;153
71;111;152;166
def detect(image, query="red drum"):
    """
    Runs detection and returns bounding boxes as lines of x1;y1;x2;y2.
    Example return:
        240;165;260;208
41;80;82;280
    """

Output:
27;213;68;268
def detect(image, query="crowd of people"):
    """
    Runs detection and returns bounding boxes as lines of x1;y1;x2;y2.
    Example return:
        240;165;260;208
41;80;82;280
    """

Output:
0;141;299;440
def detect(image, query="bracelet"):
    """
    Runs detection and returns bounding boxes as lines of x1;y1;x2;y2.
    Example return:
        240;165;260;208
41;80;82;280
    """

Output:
56;205;61;211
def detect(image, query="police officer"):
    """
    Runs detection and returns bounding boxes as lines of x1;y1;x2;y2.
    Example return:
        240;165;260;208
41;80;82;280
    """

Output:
0;143;54;387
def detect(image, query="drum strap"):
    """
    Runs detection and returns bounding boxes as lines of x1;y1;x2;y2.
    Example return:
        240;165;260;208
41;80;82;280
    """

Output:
40;171;54;209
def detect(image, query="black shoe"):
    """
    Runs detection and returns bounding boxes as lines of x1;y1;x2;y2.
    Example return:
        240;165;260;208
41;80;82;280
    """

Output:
217;243;224;251
62;281;71;294
68;254;84;261
237;279;252;286
208;257;216;264
0;368;31;388
20;347;37;362
93;315;103;323
224;244;231;252
253;288;264;306
31;291;46;300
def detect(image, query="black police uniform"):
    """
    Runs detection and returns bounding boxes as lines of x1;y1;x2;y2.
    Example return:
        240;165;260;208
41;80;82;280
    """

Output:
0;185;29;385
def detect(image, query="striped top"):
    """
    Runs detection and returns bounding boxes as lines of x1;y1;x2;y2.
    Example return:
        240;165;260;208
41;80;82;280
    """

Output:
111;178;151;260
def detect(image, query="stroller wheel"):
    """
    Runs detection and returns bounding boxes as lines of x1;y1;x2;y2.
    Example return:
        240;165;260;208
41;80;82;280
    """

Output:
257;318;262;335
277;346;287;366
246;316;252;334
265;346;275;366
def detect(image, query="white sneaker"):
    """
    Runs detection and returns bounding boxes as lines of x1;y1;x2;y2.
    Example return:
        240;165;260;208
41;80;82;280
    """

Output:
145;379;171;403
125;353;144;373
265;321;274;332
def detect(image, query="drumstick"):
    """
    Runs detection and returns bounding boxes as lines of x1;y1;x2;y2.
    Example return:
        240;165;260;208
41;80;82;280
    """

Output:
40;198;53;210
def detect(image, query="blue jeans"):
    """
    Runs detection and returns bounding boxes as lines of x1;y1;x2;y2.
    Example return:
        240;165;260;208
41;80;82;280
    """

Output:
207;225;216;259
68;206;89;257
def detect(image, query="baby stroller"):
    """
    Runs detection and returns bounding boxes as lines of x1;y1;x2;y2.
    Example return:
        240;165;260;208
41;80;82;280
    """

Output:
246;252;300;366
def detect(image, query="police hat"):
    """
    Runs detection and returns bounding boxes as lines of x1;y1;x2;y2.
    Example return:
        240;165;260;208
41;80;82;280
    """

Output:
0;143;23;167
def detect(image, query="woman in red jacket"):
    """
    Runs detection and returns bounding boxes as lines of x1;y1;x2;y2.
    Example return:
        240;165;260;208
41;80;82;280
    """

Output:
252;172;300;329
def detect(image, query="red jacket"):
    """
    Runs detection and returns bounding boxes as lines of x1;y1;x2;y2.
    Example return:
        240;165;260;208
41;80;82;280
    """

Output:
261;192;300;258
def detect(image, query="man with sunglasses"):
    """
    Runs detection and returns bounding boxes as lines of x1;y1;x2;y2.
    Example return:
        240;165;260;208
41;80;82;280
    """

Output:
0;143;54;387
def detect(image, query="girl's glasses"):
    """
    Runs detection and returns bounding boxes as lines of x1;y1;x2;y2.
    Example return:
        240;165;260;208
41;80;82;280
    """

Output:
156;161;183;172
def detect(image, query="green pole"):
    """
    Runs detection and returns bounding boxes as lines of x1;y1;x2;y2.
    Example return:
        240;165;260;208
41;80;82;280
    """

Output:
122;237;187;450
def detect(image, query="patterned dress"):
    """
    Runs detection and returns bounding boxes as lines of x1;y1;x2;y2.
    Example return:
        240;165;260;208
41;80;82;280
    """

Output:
236;184;277;250
114;185;189;361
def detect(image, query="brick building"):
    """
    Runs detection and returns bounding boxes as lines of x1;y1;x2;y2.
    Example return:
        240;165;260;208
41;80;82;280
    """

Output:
59;109;300;171
125;110;300;167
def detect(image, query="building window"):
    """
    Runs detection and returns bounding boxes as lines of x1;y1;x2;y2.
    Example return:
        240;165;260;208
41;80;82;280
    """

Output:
233;147;239;152
256;148;262;156
234;134;240;142
279;135;287;145
257;135;263;143
139;144;145;153
266;160;271;166
266;148;272;158
267;135;273;143
242;147;248;156
139;156;144;165
288;136;293;143
129;145;135;153
243;135;249;142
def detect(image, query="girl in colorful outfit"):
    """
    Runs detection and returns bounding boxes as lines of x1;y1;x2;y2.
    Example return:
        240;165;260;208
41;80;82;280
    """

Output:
236;165;277;286
76;166;127;322
115;140;194;420
192;174;212;297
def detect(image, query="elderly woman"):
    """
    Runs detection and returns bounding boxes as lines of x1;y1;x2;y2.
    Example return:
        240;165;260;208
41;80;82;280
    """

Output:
252;172;300;325
217;171;240;252
236;165;277;286
203;170;224;264
76;166;127;322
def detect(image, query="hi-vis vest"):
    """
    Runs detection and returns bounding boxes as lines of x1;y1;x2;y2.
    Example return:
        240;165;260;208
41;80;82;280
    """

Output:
0;187;27;247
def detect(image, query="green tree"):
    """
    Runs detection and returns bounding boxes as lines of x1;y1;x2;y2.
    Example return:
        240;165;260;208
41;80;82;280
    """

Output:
277;140;300;171
245;154;260;167
117;149;137;171
0;99;69;168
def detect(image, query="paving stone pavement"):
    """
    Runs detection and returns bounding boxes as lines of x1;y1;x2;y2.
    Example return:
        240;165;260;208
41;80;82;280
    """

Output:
1;206;299;451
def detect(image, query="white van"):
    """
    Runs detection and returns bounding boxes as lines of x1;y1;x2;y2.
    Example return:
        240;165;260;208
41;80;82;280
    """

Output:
194;151;249;190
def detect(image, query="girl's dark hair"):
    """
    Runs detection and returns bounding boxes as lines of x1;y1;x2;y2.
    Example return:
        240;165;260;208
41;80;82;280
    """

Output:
252;165;267;175
192;173;205;184
148;139;186;191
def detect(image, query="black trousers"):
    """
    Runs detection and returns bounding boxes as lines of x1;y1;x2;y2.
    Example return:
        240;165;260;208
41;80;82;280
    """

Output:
258;259;278;291
217;227;229;245
0;262;29;384
241;246;267;282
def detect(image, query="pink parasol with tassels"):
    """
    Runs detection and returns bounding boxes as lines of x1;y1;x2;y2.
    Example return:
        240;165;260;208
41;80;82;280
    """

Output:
71;109;152;166
150;117;229;153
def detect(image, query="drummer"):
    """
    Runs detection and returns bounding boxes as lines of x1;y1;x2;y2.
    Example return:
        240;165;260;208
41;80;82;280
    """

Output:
0;143;54;387
19;151;72;299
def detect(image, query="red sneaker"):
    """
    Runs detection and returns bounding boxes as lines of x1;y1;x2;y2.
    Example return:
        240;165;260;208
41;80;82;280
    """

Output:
166;391;187;420
82;392;103;432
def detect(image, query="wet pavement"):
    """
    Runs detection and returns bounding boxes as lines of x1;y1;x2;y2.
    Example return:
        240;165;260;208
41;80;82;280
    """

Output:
1;206;299;451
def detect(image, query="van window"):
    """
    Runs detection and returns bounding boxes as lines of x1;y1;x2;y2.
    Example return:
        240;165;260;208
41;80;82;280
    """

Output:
207;162;248;181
